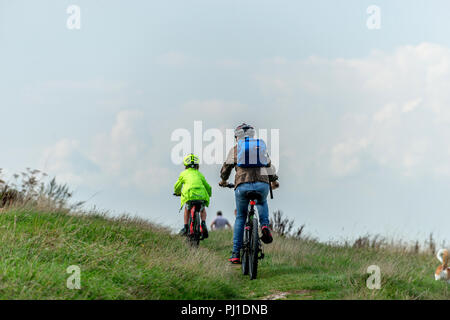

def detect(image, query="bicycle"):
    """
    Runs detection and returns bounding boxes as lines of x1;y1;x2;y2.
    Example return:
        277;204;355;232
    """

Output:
174;194;206;247
224;183;272;280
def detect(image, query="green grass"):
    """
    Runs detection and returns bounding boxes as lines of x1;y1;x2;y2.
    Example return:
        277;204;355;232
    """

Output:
0;209;238;299
0;208;448;299
204;230;450;300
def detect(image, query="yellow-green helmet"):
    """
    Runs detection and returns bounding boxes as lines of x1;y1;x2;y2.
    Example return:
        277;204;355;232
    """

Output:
183;153;200;167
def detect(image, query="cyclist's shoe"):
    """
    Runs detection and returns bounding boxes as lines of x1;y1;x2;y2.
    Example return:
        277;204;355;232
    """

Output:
179;224;188;236
228;252;241;264
201;221;209;239
261;226;273;244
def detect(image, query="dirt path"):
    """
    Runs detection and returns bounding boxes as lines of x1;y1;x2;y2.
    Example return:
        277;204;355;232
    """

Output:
261;290;314;300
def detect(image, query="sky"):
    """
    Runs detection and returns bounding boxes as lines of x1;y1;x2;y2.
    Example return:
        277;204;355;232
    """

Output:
2;0;450;243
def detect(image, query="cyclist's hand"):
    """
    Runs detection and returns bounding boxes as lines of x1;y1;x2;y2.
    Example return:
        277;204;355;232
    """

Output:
219;180;228;187
271;181;280;190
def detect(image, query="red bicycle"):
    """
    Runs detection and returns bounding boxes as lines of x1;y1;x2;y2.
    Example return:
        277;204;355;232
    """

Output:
185;200;206;247
174;193;205;247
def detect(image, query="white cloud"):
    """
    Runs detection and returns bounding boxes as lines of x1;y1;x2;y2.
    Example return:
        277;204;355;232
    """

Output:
330;138;369;177
91;109;171;190
156;51;188;66
255;43;450;181
42;139;85;185
373;103;397;123
42;110;171;193
402;98;422;113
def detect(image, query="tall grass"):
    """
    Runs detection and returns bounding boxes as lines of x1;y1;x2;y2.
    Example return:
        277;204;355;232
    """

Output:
206;211;450;300
0;168;84;212
0;209;239;299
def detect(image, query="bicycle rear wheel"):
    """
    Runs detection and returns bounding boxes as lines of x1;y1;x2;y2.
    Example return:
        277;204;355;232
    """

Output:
249;217;259;280
187;212;200;247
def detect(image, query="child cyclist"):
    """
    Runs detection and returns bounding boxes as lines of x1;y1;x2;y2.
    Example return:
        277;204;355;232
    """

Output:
174;154;212;238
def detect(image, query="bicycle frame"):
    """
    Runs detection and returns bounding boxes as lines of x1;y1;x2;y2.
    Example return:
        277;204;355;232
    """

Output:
244;200;257;235
189;203;204;235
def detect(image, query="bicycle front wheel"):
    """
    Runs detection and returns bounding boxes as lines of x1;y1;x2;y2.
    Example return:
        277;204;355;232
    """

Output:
241;229;249;275
249;217;259;280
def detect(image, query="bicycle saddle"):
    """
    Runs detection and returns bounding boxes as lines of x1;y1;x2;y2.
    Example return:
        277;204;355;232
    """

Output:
187;200;205;207
245;191;262;201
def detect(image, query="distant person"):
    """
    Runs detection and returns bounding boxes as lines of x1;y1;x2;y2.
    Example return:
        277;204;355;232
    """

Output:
210;211;232;230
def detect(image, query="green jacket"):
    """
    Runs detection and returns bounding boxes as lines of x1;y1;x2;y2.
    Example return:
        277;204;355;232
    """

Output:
174;168;212;209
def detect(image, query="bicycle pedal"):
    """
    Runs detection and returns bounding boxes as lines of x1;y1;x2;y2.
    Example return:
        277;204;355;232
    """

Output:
258;248;265;260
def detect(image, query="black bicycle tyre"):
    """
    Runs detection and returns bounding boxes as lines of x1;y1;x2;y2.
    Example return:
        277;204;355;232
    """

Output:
249;217;259;280
193;211;201;247
195;212;202;244
186;212;200;247
241;229;249;275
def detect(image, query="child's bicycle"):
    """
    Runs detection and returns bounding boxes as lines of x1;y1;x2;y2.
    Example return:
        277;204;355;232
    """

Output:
174;194;206;247
224;183;272;280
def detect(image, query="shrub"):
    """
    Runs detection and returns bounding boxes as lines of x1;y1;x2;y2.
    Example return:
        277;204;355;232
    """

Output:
0;168;83;212
269;210;305;239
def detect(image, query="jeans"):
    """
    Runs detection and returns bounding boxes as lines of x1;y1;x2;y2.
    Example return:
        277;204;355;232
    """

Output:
232;181;270;253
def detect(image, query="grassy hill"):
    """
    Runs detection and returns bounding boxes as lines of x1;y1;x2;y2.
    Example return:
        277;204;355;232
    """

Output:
0;208;448;300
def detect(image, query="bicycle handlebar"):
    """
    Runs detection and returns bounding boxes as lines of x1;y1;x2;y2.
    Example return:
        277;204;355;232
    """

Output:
219;182;235;188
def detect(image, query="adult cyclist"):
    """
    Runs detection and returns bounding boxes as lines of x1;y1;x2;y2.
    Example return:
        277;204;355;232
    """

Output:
219;123;279;264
